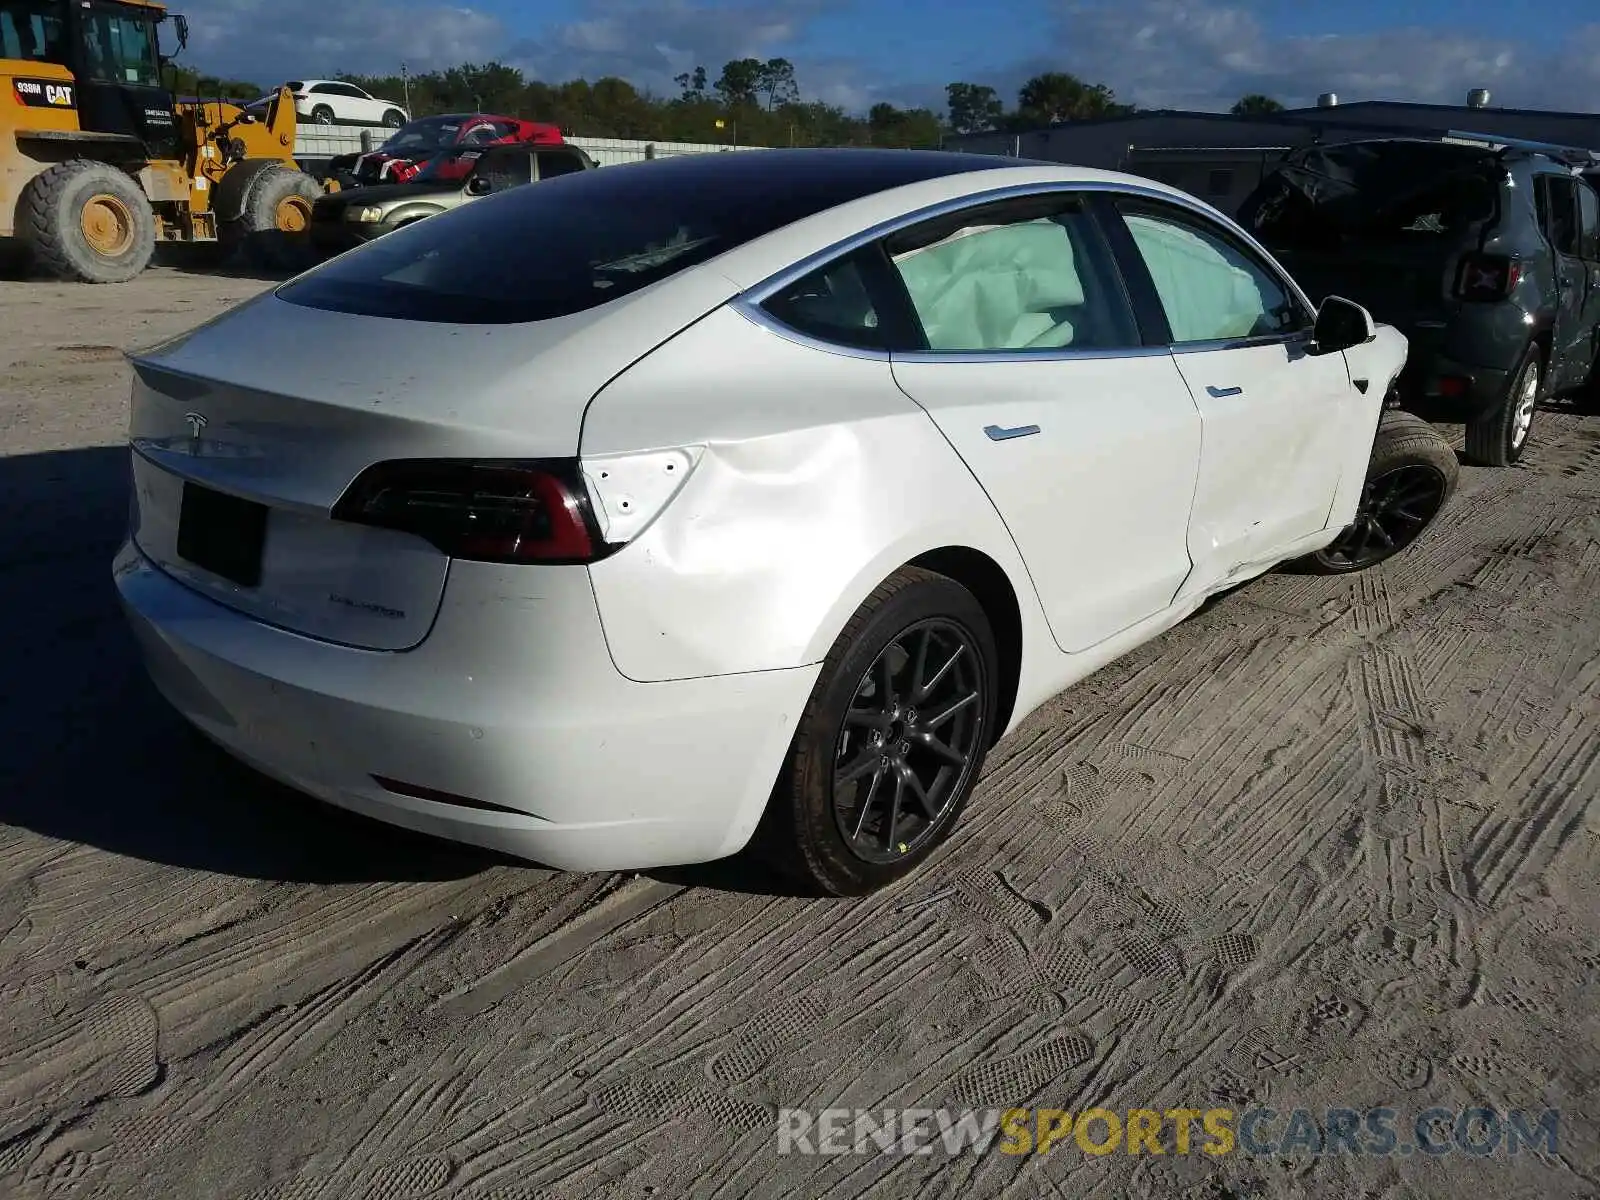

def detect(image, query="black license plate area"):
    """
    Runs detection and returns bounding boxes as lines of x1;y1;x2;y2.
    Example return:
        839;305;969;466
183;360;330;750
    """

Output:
176;481;268;587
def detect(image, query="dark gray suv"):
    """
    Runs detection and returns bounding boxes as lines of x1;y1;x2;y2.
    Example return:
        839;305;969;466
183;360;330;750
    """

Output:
1239;137;1600;466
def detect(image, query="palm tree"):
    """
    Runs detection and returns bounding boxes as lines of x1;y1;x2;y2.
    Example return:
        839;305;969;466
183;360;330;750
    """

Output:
1231;94;1286;116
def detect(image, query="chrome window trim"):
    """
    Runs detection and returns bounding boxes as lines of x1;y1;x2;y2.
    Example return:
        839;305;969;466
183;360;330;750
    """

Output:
893;345;1173;365
728;302;892;362
728;177;1320;363
1170;330;1316;356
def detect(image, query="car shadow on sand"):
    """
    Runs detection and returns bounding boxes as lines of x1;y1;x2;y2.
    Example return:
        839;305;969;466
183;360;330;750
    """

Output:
0;445;509;884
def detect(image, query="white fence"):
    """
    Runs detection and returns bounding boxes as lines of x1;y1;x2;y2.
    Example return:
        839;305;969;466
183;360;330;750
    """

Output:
293;127;767;166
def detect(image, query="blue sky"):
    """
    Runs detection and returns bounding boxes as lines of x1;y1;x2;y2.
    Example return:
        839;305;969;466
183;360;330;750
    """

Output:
194;0;1600;116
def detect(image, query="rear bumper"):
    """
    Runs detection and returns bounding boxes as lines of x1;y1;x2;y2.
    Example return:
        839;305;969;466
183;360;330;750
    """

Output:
114;540;818;871
1398;349;1512;421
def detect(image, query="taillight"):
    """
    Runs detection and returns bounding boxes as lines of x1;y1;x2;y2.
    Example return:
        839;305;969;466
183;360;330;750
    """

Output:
331;459;608;564
1455;253;1522;301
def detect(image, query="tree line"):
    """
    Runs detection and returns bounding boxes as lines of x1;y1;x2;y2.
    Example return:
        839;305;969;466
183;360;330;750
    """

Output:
164;58;1288;147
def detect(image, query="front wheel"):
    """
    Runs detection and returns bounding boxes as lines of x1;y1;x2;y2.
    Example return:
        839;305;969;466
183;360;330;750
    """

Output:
381;109;406;128
1464;347;1541;466
756;566;999;896
1295;410;1459;574
236;166;323;273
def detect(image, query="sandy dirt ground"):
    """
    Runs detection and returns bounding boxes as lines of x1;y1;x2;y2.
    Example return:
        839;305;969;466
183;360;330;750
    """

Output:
1;266;1598;1200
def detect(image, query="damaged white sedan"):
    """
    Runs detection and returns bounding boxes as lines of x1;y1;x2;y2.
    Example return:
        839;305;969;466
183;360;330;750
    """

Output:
115;148;1457;896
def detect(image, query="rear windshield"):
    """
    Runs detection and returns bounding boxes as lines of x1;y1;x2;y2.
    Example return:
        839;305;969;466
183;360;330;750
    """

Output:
384;116;462;152
278;150;1003;324
1240;142;1501;252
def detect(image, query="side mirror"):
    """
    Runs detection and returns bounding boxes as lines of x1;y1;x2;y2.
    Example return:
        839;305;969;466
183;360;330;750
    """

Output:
465;175;493;195
1311;295;1376;355
172;14;189;49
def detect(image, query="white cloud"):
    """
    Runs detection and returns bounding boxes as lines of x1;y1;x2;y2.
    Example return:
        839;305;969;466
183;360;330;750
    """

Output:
187;0;506;83
505;0;836;95
178;0;1600;119
187;0;845;100
1028;0;1600;112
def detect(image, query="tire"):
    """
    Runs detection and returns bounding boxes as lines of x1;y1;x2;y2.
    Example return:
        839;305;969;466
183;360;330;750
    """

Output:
235;165;323;273
311;105;335;125
1464;346;1542;466
17;159;156;283
381;109;406;128
212;158;288;263
1295;410;1460;575
755;566;999;897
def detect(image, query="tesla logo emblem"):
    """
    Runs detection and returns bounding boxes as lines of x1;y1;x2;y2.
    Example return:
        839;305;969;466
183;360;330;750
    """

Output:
183;412;207;451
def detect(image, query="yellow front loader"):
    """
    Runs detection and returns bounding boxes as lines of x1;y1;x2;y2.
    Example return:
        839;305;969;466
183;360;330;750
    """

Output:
1;0;325;281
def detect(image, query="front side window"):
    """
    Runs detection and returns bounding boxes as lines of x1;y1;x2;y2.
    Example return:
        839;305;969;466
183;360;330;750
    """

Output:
536;151;586;179
761;251;884;350
1117;200;1309;344
882;194;1138;352
474;151;532;192
78;3;159;86
0;0;67;63
1537;175;1581;257
1579;180;1600;261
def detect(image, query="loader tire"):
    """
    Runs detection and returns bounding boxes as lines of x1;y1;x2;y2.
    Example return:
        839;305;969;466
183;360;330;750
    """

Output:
236;165;322;274
18;160;156;283
213;158;290;264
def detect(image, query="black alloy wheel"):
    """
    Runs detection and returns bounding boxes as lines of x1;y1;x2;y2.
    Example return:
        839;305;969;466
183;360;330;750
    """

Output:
1315;462;1448;570
832;618;986;863
755;565;999;897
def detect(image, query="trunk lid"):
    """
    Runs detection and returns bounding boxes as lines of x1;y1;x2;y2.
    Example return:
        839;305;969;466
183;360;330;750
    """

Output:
1239;140;1503;336
127;270;737;650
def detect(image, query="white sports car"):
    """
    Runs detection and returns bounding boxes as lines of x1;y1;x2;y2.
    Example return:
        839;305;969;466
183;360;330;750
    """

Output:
115;149;1457;895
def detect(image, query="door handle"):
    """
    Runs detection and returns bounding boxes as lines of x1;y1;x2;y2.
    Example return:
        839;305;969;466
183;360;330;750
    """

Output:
984;423;1041;442
1206;385;1243;398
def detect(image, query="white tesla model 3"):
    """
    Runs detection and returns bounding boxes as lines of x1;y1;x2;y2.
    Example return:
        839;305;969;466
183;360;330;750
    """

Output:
115;149;1457;895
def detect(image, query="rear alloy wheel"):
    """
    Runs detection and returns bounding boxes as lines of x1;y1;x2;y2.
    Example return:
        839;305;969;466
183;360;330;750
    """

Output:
1298;410;1459;574
757;566;998;896
1464;348;1541;466
311;105;335;125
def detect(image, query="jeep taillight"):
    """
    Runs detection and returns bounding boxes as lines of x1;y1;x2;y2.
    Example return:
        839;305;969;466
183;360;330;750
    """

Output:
1455;253;1522;301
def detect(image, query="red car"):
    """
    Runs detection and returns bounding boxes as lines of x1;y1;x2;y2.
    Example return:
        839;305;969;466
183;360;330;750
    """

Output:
332;114;564;185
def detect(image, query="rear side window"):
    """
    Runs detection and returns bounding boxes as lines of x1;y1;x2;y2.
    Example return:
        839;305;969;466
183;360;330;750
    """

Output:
1537;175;1582;256
761;251;885;350
278;152;995;324
1;1;66;62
